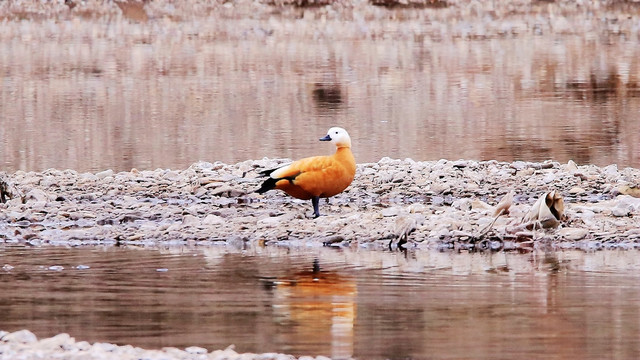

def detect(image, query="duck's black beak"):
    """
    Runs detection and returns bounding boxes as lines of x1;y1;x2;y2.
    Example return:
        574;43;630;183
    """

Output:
319;134;331;141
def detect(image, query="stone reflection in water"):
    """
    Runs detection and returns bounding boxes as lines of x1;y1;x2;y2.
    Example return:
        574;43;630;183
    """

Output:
269;259;356;359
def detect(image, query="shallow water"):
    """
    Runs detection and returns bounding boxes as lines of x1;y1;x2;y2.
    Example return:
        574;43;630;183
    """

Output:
2;245;640;359
1;16;640;172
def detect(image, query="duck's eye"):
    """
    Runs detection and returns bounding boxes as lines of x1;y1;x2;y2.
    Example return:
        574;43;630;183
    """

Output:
335;131;339;134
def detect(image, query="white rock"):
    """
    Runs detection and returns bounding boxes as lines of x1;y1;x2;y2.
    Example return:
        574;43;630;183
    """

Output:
38;333;74;350
25;188;50;202
451;198;472;211
558;227;589;240
612;206;630;217
569;187;585;194
542;172;556;184
92;342;118;352
3;330;38;343
258;216;282;227
95;169;114;179
181;215;201;226
75;341;91;351
603;164;619;177
203;214;225;225
566;160;578;172
381;207;400;217
185;346;208;354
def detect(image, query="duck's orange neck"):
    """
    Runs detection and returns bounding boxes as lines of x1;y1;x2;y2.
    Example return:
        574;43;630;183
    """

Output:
333;146;356;171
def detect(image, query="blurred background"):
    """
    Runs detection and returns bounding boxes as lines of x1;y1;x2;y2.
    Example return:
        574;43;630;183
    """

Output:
1;0;639;172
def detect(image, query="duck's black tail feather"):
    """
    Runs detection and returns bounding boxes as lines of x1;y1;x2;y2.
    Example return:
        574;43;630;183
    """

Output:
255;166;300;194
256;177;278;194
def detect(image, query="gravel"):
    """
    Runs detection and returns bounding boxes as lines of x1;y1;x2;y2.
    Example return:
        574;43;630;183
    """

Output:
1;158;639;252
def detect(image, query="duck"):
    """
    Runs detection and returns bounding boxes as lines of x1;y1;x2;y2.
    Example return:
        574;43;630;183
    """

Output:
256;127;356;218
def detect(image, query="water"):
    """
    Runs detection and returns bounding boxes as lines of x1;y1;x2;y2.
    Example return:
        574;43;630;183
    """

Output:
2;245;640;359
1;17;640;172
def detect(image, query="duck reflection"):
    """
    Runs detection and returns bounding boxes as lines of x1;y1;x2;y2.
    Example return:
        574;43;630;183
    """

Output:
266;259;356;359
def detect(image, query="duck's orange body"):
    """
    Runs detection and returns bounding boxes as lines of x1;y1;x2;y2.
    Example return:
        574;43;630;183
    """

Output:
256;127;356;218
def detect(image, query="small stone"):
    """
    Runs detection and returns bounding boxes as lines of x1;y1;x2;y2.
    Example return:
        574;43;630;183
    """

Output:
182;215;201;226
95;169;114;179
38;333;74;350
381;207;400;217
603;164;618;177
25;188;50;203
542;172;556;184
258;216;282;227
558;227;589;240
203;214;225;225
452;160;469;168
185;346;208;354
612;206;630;217
75;341;91;351
618;185;640;198
569;187;585;194
48;265;64;271
210;185;244;197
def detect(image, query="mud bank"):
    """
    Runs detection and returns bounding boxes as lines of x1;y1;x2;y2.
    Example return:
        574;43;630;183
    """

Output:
1;158;639;251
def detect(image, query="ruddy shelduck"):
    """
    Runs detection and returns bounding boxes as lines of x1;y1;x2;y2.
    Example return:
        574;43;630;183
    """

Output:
256;127;356;218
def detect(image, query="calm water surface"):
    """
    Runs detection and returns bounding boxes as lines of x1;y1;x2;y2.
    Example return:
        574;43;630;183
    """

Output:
1;18;640;172
2;245;640;359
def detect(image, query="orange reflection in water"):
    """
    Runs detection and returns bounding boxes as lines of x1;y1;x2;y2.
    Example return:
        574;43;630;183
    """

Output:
271;259;356;359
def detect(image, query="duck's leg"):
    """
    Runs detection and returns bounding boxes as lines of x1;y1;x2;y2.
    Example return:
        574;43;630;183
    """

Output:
312;196;321;218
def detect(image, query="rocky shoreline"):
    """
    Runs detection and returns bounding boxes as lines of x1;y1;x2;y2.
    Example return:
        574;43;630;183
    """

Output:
1;158;639;252
0;330;317;360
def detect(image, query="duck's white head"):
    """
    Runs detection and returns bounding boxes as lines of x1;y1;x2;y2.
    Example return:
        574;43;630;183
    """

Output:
319;127;351;148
